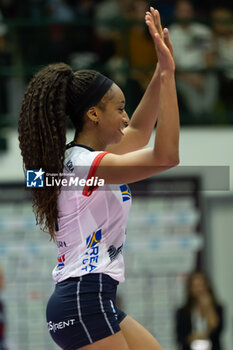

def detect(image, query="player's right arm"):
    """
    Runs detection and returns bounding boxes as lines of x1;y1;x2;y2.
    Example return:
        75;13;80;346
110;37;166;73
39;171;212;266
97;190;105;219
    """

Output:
96;9;179;185
96;12;180;184
96;69;179;184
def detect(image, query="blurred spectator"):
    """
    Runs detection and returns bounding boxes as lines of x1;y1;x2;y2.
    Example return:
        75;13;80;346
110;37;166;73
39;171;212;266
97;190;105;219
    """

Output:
73;0;96;18
94;0;126;64
169;0;218;121
211;7;233;118
93;1;127;96
95;0;122;39
48;0;74;21
120;0;156;114
175;272;224;350
0;9;7;57
150;0;175;20
44;0;75;62
68;0;97;65
0;9;9;117
101;0;156;115
127;0;155;85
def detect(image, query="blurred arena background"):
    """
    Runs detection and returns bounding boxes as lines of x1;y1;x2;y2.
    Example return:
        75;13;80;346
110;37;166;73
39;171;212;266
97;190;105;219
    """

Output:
0;0;233;349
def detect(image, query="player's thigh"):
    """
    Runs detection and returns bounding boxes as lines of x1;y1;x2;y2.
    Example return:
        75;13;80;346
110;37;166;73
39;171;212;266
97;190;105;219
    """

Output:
76;331;129;350
120;315;164;350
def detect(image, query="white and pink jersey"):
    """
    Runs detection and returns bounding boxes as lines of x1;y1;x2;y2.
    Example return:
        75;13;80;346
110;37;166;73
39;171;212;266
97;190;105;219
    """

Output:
52;144;132;283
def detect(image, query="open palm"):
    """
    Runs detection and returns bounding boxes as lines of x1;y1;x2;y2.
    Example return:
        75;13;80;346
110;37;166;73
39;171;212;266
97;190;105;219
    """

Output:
145;7;175;73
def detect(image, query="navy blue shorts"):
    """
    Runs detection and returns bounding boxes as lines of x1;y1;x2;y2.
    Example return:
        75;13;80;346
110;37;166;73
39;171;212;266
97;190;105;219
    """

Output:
46;273;127;350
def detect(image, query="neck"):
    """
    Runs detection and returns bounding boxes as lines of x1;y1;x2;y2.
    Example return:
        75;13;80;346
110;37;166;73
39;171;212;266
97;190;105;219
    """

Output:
74;129;106;151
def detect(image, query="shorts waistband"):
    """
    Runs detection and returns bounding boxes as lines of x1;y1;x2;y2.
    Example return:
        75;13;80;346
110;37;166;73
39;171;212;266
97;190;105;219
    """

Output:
58;273;119;286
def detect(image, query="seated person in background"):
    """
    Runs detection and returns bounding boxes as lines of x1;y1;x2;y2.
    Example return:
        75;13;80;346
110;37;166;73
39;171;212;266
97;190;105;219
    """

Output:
0;9;7;50
0;9;8;117
211;7;233;118
98;0;156;115
169;0;218;120
46;0;75;62
175;272;224;350
68;0;97;68
126;0;157;89
94;0;126;64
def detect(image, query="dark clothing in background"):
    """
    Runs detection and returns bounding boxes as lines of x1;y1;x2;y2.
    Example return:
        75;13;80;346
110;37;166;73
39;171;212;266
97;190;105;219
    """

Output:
0;300;4;341
0;300;7;350
175;305;224;350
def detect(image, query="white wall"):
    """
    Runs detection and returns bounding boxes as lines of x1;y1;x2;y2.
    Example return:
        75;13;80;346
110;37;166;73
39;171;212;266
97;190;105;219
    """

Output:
149;127;233;193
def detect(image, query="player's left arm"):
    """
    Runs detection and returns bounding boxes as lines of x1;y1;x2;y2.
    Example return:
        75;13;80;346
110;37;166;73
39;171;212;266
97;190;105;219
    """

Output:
106;8;174;155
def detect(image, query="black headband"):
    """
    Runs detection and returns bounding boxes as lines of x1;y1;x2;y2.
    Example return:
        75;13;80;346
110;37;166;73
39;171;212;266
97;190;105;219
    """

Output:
70;73;113;127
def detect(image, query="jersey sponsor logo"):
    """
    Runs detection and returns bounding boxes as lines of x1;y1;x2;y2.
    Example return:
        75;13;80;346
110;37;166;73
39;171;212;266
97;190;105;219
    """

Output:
120;184;131;202
57;254;65;269
65;160;74;172
108;244;123;262
82;229;102;273
86;229;102;248
26;169;44;187
57;241;67;248
47;319;75;333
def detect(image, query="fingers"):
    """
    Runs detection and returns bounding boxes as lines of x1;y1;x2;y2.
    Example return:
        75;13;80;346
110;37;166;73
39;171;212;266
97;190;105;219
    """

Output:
151;7;163;40
145;7;174;66
145;12;157;42
163;28;174;57
145;7;164;42
145;11;156;32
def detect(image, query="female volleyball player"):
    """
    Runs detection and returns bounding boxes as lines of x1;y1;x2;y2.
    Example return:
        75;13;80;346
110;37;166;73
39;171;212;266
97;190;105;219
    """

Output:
18;7;179;350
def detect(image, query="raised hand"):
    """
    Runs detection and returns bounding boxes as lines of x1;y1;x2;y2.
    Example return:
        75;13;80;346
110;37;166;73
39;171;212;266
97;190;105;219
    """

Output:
145;7;175;73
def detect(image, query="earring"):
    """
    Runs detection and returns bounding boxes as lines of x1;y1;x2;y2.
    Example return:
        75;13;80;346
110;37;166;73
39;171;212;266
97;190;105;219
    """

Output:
95;120;99;125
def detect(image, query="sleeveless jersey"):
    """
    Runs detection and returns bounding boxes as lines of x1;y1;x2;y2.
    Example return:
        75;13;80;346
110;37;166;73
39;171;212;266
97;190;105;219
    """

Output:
52;145;132;283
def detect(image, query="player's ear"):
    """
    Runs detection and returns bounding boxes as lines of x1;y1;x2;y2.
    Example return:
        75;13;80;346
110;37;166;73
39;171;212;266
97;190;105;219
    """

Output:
86;107;98;124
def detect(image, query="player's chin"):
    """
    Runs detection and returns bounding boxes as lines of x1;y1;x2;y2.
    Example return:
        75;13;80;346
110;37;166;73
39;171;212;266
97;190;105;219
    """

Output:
109;132;122;144
115;130;124;143
107;130;124;145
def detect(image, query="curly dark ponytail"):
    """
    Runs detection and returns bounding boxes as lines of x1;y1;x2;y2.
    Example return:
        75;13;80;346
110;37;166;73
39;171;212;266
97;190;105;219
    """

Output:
18;63;99;240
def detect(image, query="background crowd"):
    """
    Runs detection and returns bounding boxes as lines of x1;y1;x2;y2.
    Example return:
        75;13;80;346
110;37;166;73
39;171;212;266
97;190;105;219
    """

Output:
0;0;233;126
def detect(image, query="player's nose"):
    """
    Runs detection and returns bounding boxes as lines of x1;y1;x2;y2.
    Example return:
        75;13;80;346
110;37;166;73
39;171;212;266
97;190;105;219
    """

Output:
123;111;130;126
